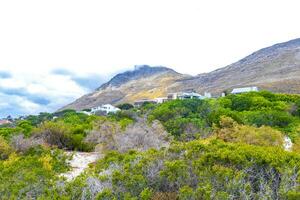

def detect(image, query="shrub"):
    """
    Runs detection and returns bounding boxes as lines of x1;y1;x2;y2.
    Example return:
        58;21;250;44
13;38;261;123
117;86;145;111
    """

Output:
149;99;211;138
73;139;300;199
179;186;195;200
35;121;93;151
216;116;284;147
10;134;43;153
0;148;68;199
117;103;134;110
0;136;12;159
140;188;153;200
293;138;300;153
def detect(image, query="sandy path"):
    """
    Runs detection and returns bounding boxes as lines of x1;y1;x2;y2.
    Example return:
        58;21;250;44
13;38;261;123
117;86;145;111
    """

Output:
61;151;100;181
284;136;293;151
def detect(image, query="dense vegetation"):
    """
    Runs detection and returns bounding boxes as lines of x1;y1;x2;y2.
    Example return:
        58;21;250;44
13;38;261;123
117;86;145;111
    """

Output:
149;91;300;143
0;91;300;199
66;140;300;199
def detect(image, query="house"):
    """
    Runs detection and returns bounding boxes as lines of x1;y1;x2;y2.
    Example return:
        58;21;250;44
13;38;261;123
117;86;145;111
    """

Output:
167;93;178;100
167;91;212;101
231;87;259;94
0;119;12;126
204;92;212;98
91;104;120;114
134;99;157;107
155;97;168;104
177;92;205;100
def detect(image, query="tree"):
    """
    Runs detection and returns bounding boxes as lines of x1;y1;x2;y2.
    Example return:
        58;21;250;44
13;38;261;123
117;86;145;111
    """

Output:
117;103;134;110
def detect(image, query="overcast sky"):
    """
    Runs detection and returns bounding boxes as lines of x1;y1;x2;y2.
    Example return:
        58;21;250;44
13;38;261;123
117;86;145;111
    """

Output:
1;0;300;117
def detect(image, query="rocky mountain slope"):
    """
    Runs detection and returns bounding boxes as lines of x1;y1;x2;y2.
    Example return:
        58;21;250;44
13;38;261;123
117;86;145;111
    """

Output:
63;38;300;110
62;65;189;110
178;38;300;94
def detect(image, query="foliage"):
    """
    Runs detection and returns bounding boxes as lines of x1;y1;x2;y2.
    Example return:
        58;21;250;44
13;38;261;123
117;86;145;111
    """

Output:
216;116;284;147
117;103;134;110
293;138;300;153
150;91;300;142
0;91;300;199
65;139;300;199
0;147;68;199
35;121;94;151
0;136;12;160
149;99;211;139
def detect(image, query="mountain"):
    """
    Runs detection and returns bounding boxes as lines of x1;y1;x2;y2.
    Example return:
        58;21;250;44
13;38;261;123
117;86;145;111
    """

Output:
179;38;300;94
63;38;300;110
62;65;189;110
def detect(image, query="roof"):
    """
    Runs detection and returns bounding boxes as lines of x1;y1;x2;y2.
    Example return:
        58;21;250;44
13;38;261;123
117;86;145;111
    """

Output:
179;92;202;97
231;87;258;94
0;120;12;125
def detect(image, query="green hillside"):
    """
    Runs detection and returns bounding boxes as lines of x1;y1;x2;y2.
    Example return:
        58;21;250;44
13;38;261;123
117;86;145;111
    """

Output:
1;91;300;199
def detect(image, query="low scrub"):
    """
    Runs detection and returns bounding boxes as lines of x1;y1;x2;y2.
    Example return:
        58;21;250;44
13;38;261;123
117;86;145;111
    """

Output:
215;116;284;147
62;140;300;199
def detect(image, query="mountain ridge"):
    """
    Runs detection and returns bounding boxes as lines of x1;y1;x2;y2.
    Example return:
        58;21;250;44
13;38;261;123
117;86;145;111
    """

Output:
62;38;300;111
97;65;179;90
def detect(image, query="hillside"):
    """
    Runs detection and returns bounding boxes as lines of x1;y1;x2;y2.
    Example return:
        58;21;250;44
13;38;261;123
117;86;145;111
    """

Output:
178;38;300;94
62;65;189;110
63;38;300;110
2;91;300;199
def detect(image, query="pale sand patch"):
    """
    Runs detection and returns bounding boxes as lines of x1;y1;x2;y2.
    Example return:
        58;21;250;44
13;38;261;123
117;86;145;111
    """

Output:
61;151;100;181
284;136;293;151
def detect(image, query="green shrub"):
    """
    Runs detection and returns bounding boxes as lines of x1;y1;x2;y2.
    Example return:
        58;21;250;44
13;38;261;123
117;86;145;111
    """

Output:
0;136;12;160
35;121;94;151
216;116;284;147
117;103;134;110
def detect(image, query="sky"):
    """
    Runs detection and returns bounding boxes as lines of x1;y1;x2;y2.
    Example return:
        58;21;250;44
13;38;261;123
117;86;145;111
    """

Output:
1;0;300;117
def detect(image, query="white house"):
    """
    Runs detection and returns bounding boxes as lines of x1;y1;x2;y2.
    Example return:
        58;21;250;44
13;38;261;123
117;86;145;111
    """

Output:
204;92;212;98
91;104;120;114
178;92;205;100
0;119;12;126
167;93;178;100
155;97;168;104
167;91;212;100
231;87;259;94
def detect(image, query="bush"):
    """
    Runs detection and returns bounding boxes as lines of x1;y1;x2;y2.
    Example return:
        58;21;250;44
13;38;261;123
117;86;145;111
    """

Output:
10;134;43;153
0;136;12;159
216;117;284;147
0;148;68;199
117;103;134;110
71;139;300;199
149;99;211;138
35;121;94;151
293;138;300;153
241;110;294;128
179;186;195;200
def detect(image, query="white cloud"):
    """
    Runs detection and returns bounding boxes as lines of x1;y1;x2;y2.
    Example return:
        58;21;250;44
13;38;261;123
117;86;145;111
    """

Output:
0;71;95;117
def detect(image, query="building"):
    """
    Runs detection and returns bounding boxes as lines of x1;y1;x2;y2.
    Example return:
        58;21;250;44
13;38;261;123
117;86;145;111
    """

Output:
91;104;120;114
167;91;212;100
167;93;178;100
178;92;202;99
204;92;212;98
155;97;168;104
231;87;259;94
177;92;206;100
0;119;12;126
